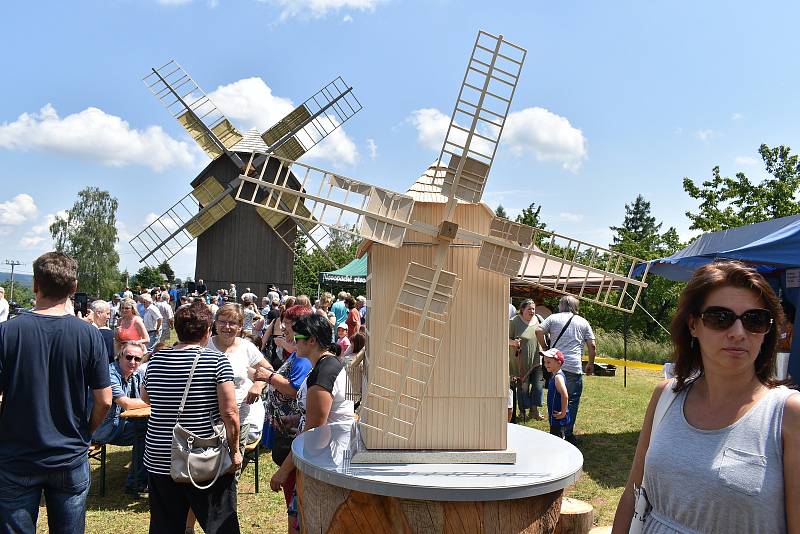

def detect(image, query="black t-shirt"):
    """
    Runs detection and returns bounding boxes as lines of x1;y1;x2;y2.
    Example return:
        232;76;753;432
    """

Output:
0;312;111;474
99;327;115;363
267;308;280;323
196;284;207;296
306;355;344;393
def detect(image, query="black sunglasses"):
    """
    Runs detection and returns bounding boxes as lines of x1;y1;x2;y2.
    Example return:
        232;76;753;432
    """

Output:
699;306;773;334
124;354;143;363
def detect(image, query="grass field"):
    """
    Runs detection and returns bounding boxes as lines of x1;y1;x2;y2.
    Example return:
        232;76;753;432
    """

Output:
35;367;661;533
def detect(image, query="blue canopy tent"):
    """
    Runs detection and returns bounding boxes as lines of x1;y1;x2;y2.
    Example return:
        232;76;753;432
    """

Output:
634;214;800;381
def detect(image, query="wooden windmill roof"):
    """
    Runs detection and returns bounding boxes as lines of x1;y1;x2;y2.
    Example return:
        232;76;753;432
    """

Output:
406;162;461;203
231;128;269;154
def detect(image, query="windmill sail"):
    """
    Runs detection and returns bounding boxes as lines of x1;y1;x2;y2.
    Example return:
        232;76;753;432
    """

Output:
261;77;362;161
436;31;526;205
143;60;243;160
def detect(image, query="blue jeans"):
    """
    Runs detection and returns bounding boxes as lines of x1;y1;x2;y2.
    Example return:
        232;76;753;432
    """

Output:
148;330;159;351
563;371;584;438
516;366;544;409
92;417;147;491
0;460;90;534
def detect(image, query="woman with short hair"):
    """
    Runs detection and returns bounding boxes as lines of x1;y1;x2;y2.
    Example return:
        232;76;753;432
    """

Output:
612;261;799;533
142;301;241;534
269;314;354;533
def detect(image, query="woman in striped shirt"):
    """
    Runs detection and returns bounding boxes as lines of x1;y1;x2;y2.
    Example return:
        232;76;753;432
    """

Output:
142;300;241;534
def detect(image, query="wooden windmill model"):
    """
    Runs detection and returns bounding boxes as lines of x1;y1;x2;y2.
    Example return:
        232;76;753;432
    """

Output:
129;60;362;295
234;31;649;453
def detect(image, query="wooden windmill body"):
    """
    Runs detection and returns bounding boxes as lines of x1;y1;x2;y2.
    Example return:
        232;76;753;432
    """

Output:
361;164;508;450
130;63;361;285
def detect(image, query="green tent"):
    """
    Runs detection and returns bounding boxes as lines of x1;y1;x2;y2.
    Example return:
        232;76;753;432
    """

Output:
318;255;367;285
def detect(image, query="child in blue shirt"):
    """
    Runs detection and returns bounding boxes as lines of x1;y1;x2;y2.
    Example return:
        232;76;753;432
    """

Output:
542;348;571;439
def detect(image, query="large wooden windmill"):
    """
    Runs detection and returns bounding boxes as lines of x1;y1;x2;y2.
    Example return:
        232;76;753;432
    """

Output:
129;61;362;296
235;31;650;452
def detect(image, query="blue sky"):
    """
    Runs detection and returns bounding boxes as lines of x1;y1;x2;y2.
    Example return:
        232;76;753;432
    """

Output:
1;0;799;280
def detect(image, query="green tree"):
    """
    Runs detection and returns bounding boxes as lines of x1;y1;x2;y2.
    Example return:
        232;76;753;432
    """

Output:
50;187;120;298
293;226;361;297
515;202;546;230
158;261;175;284
495;204;508;219
580;195;685;341
1;280;34;308
683;144;800;232
132;266;164;288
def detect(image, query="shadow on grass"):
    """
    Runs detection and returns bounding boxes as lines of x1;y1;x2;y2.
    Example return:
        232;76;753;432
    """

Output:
578;430;640;489
88;448;150;512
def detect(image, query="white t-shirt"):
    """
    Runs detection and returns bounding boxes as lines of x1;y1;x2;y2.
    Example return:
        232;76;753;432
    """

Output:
208;337;263;422
539;312;595;374
297;359;353;432
143;304;163;332
508;303;517;320
0;298;8;322
155;301;173;333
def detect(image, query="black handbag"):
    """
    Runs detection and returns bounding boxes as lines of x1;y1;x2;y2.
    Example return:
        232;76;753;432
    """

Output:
271;430;296;466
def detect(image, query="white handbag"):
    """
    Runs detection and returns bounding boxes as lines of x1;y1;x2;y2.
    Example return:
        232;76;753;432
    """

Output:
170;351;232;489
629;378;677;534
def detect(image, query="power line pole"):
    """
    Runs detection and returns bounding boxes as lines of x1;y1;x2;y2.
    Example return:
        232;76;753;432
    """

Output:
4;260;22;302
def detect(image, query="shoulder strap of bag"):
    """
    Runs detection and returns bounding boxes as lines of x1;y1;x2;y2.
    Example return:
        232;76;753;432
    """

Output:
551;313;574;349
176;349;203;420
641;378;678;486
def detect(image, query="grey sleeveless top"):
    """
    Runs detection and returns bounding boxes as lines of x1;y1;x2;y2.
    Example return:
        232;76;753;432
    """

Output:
643;383;797;534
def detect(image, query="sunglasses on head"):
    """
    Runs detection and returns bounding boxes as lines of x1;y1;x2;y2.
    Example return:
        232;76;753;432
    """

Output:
124;354;143;363
699;306;773;334
293;334;309;341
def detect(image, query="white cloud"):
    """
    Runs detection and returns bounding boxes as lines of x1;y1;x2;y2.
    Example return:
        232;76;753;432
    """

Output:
342;14;353;22
694;129;716;141
19;236;46;249
559;211;583;223
735;156;758;166
503;107;587;172
0;104;200;171
209;77;359;165
0;194;37;225
731;112;744;121
31;210;68;235
409;106;588;172
259;0;384;20
366;138;377;160
409;108;449;151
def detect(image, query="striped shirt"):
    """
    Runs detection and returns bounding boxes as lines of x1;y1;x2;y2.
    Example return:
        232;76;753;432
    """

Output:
143;346;234;475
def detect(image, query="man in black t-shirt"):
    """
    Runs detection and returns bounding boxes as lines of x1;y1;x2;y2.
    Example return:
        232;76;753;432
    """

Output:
0;252;112;533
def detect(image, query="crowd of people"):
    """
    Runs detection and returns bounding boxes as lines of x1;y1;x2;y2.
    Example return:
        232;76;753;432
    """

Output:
1;250;797;533
0;252;367;534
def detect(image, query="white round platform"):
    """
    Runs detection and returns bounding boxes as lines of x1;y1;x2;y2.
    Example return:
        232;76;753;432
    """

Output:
292;422;583;501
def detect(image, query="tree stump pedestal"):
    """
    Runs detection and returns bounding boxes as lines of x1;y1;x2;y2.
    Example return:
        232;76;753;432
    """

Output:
292;422;583;534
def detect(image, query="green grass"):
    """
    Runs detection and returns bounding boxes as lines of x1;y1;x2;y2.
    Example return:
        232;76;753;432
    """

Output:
36;364;660;531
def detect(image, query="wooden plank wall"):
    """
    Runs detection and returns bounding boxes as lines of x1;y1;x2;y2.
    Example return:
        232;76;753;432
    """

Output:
193;155;295;297
363;202;508;450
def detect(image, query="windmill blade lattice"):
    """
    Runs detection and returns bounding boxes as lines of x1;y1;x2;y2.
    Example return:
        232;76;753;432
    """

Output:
129;177;236;267
436;31;525;205
234;155;416;249
261;77;362;161
359;262;461;441
144;60;243;161
475;217;649;313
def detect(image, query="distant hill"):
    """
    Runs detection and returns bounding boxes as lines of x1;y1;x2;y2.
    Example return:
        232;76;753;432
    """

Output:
0;272;33;287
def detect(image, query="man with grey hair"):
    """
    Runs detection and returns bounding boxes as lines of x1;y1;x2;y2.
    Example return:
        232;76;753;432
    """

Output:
140;293;162;351
155;291;173;344
536;294;596;445
90;300;116;363
91;341;149;497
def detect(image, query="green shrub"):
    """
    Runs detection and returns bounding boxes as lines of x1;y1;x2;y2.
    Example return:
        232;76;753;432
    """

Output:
593;326;672;364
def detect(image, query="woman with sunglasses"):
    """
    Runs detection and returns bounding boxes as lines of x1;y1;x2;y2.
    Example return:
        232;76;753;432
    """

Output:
613;261;799;534
268;314;354;534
